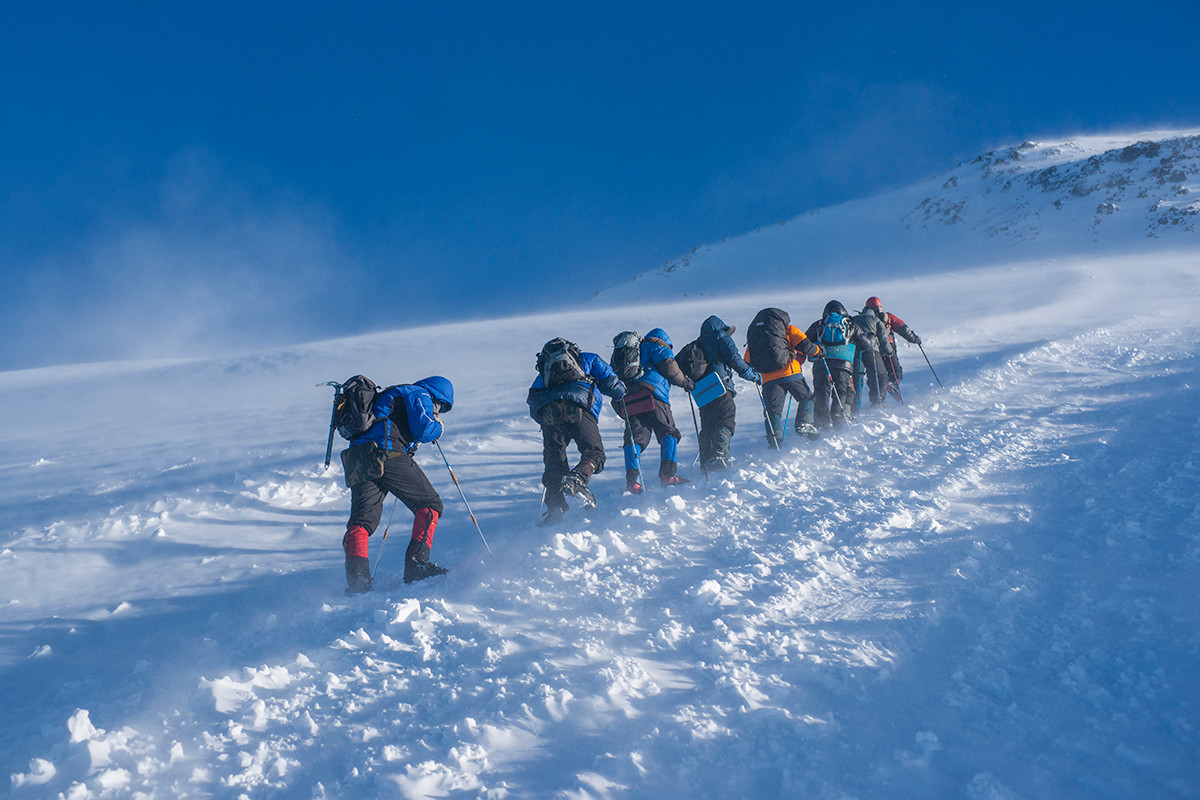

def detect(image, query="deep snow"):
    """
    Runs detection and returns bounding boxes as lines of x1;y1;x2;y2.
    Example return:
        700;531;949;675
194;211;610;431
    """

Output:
2;135;1199;799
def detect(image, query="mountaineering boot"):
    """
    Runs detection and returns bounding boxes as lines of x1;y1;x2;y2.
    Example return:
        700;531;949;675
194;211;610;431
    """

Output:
562;459;597;506
660;458;689;487
561;465;597;509
404;508;448;584
404;539;449;584
658;455;688;487
345;559;373;595
704;426;733;471
541;488;569;524
343;526;373;595
765;415;784;450
796;422;819;440
622;443;644;491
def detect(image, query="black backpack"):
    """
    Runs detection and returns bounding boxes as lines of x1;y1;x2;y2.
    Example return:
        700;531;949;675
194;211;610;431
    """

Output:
610;331;644;382
746;308;792;372
675;338;710;381
537;338;587;387
334;375;380;440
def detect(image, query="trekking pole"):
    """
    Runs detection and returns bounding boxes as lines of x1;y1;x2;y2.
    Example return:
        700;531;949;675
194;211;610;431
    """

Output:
434;441;493;557
687;393;708;482
782;394;792;444
621;398;646;489
919;344;943;390
855;365;863;416
371;496;399;579
318;381;342;469
755;383;780;448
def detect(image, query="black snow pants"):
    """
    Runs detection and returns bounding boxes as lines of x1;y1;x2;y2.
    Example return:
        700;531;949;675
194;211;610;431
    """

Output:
813;360;858;427
539;399;606;492
698;391;737;468
347;449;443;535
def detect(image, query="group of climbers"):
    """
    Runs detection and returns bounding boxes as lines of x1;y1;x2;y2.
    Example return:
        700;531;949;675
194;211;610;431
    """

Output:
330;297;922;593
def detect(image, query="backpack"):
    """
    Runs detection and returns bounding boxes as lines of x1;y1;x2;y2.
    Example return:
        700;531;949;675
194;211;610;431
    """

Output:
746;308;792;372
610;331;644;382
675;338;710;382
820;311;851;347
537;338;587;387
334;375;381;440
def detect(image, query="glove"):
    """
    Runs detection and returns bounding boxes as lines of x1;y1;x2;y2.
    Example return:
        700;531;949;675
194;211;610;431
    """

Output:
753;372;763;385
913;334;922;345
683;378;696;393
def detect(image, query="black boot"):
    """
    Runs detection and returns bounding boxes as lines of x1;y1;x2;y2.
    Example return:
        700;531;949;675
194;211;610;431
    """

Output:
561;468;589;496
404;540;449;584
345;556;373;595
707;426;733;470
541;489;569;523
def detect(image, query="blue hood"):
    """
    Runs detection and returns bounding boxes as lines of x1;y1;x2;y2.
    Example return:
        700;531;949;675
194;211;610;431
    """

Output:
414;376;454;411
700;316;732;337
645;328;672;348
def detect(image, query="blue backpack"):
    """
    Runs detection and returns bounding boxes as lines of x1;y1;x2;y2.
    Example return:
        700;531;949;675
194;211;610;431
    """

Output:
820;313;856;362
821;312;849;345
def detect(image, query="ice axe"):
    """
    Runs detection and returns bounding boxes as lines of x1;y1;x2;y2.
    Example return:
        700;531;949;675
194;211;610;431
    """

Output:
318;380;342;469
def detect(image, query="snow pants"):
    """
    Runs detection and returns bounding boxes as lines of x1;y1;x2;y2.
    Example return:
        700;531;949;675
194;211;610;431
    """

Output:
623;397;683;482
813;361;858;427
698;391;737;469
346;449;444;535
856;350;890;405
761;374;814;447
538;399;606;497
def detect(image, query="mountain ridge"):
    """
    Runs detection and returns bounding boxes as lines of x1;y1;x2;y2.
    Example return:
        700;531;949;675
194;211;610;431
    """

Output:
597;129;1200;304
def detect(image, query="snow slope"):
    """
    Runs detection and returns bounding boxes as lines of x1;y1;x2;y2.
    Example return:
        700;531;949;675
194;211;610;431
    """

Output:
597;130;1200;304
2;134;1200;799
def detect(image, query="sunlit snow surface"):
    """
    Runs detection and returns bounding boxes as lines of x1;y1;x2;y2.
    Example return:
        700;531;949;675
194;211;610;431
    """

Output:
3;181;1200;797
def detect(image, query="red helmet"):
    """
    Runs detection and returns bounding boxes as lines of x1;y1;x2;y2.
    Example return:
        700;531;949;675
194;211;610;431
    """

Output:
864;296;882;308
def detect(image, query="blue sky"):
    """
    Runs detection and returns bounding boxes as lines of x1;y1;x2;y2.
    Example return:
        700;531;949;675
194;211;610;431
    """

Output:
2;0;1197;369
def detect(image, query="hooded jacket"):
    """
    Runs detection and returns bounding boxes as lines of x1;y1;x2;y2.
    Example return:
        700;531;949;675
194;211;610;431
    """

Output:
637;328;692;403
527;351;626;422
698;315;759;394
853;309;895;357
352;376;454;453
